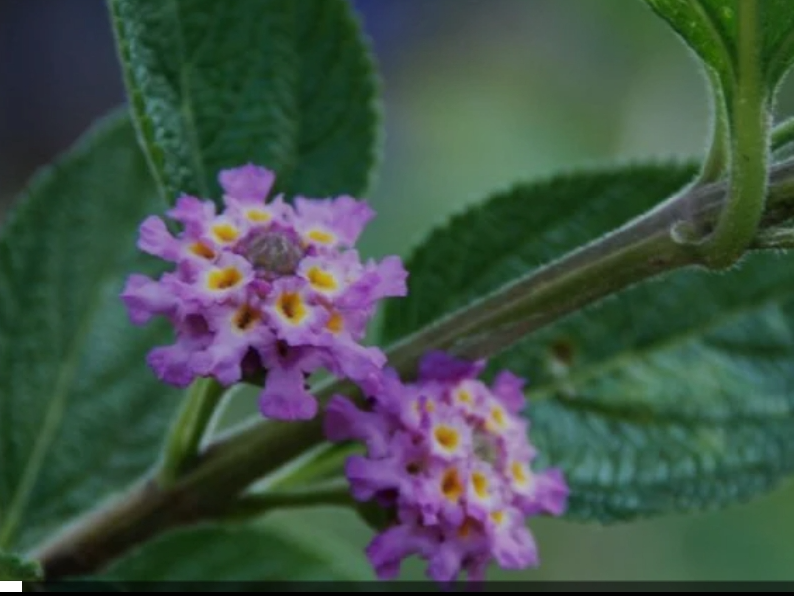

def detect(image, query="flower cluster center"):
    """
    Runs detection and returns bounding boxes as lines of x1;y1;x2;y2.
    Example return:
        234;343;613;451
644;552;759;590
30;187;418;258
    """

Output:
242;229;305;277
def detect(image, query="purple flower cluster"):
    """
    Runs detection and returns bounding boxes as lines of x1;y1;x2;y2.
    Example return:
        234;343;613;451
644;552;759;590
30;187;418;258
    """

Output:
122;163;569;585
121;164;407;421
324;351;569;584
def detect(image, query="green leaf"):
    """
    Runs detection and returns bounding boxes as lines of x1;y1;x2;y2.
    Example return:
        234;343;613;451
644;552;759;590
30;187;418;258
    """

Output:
0;111;180;551
497;246;794;522
757;1;794;89
645;1;735;94
382;162;700;344
383;161;794;522
97;522;368;583
108;0;380;204
645;0;794;93
0;551;42;581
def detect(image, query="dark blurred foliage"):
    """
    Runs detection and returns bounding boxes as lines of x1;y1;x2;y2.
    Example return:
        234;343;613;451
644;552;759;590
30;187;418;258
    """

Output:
0;0;125;206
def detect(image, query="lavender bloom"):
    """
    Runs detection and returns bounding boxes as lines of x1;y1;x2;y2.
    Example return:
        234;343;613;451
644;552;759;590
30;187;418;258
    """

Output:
324;351;569;585
121;164;407;421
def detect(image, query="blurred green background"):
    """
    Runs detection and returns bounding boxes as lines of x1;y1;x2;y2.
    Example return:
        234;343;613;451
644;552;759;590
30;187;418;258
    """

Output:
3;0;794;583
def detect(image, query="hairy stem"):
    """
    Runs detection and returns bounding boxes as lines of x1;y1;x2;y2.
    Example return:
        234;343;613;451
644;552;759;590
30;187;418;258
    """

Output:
158;377;227;486
386;158;794;371
223;481;353;522
33;418;327;580
772;117;794;154
700;0;770;268
699;66;729;183
752;225;794;249
32;157;794;581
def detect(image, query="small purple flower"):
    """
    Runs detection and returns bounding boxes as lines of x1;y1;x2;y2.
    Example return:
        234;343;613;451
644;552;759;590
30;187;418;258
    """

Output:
324;351;569;585
121;164;408;421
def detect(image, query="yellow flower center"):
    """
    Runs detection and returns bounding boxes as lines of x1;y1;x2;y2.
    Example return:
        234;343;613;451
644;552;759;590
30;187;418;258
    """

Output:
457;518;479;539
307;229;335;244
232;304;260;331
411;399;436;417
490;510;505;525
441;467;464;503
433;425;460;452
307;266;338;292
211;223;239;243
207;267;243;291
511;462;529;486
326;311;344;334
486;405;508;433
471;471;489;499
246;209;271;223
455;389;473;404
276;291;308;324
189;241;216;260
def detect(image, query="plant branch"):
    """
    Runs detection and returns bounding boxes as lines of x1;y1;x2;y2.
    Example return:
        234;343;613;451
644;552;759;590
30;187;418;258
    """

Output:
32;417;328;580
158;377;227;486
699;0;770;269
386;158;794;371
772;117;794;155
699;66;729;183
31;157;794;582
222;481;353;522
751;225;794;249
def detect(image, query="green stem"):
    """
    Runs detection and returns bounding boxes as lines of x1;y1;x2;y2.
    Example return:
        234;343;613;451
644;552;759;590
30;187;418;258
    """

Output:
772;117;794;155
255;442;361;491
31;156;794;582
699;66;729;183
33;418;328;580
158;377;227;486
752;225;794;249
700;0;770;269
390;217;695;368
223;481;353;522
